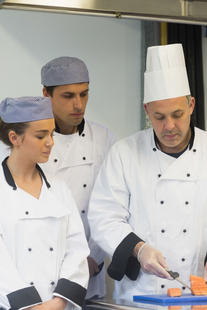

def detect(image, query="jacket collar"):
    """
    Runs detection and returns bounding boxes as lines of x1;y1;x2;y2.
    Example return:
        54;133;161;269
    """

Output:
1;157;51;190
154;121;195;153
188;122;195;150
55;118;85;136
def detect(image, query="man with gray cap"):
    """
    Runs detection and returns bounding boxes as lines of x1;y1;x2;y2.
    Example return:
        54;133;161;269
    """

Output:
88;43;207;298
40;56;116;302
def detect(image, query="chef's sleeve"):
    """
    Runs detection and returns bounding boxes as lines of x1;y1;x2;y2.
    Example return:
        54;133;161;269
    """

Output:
66;186;105;270
0;224;42;310
53;194;90;310
87;130;116;266
88;145;143;281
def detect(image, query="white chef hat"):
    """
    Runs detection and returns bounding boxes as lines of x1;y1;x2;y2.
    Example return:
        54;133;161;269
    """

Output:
144;43;190;104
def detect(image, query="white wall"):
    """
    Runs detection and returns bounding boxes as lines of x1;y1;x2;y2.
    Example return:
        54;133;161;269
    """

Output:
0;9;142;140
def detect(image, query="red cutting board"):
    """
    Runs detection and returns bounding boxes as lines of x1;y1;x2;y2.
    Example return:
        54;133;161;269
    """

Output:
133;294;207;305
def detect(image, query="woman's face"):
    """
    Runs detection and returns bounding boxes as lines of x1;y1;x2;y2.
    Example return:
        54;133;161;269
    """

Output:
15;118;55;164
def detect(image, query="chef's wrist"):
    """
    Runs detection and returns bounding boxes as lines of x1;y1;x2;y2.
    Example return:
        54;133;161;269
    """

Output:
52;296;68;310
24;304;42;310
132;241;145;257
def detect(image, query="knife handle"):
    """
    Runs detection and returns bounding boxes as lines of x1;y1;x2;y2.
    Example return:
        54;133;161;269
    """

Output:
165;268;179;279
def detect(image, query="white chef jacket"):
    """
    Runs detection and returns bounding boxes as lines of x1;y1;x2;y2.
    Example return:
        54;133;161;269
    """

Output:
40;119;116;299
88;125;207;300
0;158;89;310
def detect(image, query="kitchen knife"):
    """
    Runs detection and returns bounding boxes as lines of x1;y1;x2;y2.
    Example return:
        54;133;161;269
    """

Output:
165;267;192;292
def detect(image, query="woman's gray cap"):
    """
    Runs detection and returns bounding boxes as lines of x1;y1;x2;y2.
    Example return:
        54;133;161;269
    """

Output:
41;56;90;87
0;96;54;123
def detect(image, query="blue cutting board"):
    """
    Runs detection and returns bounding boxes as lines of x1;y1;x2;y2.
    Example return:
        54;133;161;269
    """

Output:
133;294;207;305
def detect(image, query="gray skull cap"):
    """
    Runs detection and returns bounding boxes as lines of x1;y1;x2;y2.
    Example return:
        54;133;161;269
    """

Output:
0;96;54;123
41;56;90;87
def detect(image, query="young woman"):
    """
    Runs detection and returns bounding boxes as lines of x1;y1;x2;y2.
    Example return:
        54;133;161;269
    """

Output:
0;97;89;310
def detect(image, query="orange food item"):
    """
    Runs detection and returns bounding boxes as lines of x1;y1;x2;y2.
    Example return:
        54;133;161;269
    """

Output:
168;306;182;310
192;306;207;310
190;275;206;286
191;288;207;296
190;275;207;295
167;288;182;297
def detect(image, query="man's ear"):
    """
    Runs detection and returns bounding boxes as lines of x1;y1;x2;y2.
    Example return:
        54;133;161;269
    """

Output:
8;131;20;146
43;87;49;97
144;103;150;117
189;97;195;116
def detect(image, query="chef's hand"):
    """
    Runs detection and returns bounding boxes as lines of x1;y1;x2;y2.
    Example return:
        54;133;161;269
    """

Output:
87;256;99;278
27;297;67;310
204;262;207;281
135;242;172;279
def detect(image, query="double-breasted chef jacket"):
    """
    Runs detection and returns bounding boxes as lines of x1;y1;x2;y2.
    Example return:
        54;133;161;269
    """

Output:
40;119;116;299
88;124;207;300
0;119;116;300
0;158;89;310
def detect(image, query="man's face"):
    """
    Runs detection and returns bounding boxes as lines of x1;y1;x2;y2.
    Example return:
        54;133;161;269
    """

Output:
144;96;195;153
43;83;89;134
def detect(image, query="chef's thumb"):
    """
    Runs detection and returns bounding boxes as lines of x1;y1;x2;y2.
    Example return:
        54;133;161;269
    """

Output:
156;256;172;279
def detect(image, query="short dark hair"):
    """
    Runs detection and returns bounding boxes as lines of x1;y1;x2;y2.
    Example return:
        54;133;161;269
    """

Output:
0;118;30;147
44;85;57;97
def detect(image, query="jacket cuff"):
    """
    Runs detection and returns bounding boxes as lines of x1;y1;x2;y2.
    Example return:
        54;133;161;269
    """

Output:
7;286;42;310
53;278;87;307
107;232;144;281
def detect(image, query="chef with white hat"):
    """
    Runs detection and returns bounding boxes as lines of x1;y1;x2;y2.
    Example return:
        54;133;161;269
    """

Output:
88;43;207;298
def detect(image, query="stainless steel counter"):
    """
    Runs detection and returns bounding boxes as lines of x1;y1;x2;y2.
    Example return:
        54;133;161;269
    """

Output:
86;298;204;310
